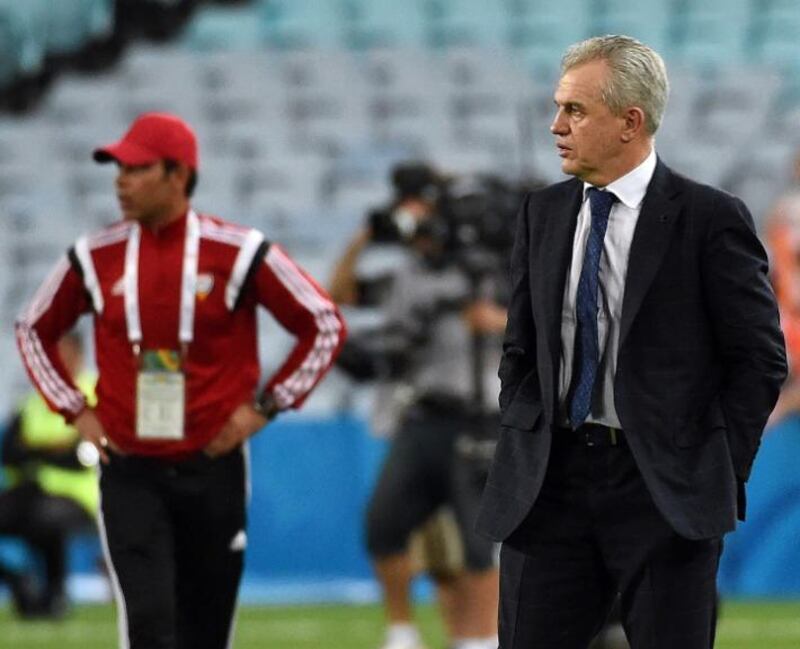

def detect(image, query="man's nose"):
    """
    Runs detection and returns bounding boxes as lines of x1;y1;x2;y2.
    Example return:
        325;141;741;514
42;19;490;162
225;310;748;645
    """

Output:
550;109;567;134
115;170;127;189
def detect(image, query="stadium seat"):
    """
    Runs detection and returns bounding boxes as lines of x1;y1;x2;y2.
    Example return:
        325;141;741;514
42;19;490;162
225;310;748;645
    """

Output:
677;0;751;19
425;140;505;176
441;48;535;159
753;9;800;67
209;116;293;162
590;16;671;57
441;47;534;96
118;45;206;124
722;139;799;226
671;0;751;66
258;0;345;49
690;67;779;147
182;4;266;51
507;0;592;47
43;0;114;57
0;0;47;83
359;47;444;93
41;74;127;133
423;0;511;49
0;116;51;166
328;175;388;213
339;0;429;49
511;13;590;80
0;19;19;88
200;49;284;101
660;140;741;187
279;48;364;98
357;49;452;148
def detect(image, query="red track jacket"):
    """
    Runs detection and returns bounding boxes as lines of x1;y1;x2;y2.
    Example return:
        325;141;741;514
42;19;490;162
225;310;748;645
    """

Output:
16;212;346;459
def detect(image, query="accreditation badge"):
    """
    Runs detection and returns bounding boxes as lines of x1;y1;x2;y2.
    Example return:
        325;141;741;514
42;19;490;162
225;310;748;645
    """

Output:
136;349;185;441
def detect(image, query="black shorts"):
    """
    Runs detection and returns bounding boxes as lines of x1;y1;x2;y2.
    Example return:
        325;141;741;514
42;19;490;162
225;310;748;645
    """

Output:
365;404;498;571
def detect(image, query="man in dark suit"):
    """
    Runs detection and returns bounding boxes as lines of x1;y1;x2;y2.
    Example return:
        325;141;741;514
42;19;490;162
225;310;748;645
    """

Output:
476;35;787;649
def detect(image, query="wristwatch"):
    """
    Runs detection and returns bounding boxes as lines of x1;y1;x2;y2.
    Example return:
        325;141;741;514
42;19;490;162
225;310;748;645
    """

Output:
253;392;280;421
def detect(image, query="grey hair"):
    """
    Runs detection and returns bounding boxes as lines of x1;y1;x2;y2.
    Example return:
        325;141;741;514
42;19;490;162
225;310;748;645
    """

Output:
561;34;669;135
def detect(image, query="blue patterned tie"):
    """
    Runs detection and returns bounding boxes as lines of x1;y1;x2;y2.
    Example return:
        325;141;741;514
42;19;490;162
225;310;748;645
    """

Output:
568;187;616;429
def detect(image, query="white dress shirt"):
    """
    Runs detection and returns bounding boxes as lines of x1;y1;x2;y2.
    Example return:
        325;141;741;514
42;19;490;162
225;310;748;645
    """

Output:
558;149;657;428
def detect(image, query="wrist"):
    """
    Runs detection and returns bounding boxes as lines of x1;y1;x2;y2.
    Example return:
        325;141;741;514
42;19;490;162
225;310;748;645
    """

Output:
253;393;280;422
70;402;90;425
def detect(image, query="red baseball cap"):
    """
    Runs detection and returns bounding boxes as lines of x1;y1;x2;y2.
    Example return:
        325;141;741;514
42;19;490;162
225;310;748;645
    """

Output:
93;112;198;170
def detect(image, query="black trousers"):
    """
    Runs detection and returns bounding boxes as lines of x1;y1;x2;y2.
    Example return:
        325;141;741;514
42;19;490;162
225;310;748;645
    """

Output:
499;434;721;649
99;448;247;649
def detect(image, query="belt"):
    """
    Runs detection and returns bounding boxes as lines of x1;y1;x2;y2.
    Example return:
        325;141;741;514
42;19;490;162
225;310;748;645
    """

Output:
560;423;625;447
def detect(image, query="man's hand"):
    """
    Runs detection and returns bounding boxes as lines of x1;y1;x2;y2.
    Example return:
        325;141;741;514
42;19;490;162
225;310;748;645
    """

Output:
463;300;508;334
74;408;114;464
204;403;269;458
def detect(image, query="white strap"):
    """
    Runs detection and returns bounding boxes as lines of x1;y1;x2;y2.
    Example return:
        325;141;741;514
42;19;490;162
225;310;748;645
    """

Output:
123;211;200;346
123;223;142;344
179;211;200;343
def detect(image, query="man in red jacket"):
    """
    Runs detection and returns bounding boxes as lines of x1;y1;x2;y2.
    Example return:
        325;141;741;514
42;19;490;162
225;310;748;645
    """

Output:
16;112;346;649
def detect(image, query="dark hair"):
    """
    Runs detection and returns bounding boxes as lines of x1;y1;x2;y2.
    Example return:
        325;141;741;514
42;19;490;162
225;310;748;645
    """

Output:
391;162;440;202
163;159;197;197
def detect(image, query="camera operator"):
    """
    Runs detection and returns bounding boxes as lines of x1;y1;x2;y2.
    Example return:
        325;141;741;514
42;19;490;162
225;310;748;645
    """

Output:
333;166;517;649
330;162;442;309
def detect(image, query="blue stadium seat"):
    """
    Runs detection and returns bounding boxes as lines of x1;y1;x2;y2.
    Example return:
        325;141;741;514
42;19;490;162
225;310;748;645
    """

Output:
687;67;779;149
423;0;511;49
753;9;800;67
591;18;671;56
0;1;47;82
258;0;346;49
0;15;20;87
339;0;429;49
722;139;798;225
182;4;266;51
117;46;206;126
591;0;673;56
671;15;748;68
507;0;592;77
677;0;751;18
358;49;452;149
43;0;114;57
441;48;534;159
671;0;751;65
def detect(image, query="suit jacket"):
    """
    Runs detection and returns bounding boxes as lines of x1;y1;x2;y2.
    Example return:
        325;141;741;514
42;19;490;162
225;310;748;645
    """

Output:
476;159;787;541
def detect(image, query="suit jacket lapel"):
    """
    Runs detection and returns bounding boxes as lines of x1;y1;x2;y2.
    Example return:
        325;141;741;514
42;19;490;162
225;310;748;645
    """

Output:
619;159;683;347
535;179;582;419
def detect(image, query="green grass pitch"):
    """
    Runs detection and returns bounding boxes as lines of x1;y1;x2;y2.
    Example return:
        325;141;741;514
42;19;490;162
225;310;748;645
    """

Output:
0;600;798;648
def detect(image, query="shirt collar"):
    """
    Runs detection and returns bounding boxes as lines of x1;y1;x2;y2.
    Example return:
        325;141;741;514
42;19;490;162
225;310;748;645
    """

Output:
582;148;657;210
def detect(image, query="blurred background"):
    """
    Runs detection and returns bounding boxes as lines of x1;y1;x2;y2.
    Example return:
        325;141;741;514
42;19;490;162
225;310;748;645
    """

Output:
1;1;800;648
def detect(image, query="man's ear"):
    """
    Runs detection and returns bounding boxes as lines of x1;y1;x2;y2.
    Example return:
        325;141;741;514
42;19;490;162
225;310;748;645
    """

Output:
165;161;191;193
620;107;646;143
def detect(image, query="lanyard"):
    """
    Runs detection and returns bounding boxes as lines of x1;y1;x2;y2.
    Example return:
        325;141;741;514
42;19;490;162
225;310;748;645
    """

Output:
123;210;200;353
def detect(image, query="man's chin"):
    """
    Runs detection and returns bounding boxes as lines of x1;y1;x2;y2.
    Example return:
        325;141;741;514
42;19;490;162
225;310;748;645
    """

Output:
560;159;578;176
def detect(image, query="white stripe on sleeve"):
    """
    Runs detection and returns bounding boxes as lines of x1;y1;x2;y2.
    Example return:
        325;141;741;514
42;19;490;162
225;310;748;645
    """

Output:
225;229;265;310
264;246;342;408
16;323;85;414
75;235;105;314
